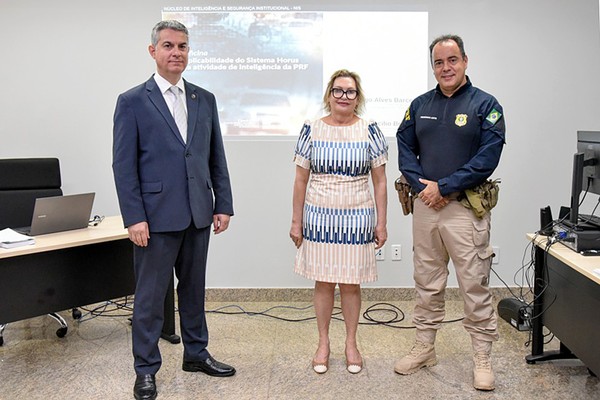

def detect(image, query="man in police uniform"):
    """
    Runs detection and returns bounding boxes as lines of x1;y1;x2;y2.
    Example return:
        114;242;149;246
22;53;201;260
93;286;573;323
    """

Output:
395;34;505;391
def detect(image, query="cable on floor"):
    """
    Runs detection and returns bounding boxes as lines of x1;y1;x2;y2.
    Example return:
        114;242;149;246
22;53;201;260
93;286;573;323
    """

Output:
74;299;465;329
76;296;134;323
206;302;463;329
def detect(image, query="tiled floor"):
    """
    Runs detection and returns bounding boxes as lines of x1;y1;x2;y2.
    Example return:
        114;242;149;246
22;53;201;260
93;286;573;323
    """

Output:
0;293;598;399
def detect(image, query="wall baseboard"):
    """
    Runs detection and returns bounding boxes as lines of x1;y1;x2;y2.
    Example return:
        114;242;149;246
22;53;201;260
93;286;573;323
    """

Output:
205;287;523;302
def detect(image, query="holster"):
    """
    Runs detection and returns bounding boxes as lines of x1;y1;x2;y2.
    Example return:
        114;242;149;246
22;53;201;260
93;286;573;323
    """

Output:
458;178;501;218
394;175;415;215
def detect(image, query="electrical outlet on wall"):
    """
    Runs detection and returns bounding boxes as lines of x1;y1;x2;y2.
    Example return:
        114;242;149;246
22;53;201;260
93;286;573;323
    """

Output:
375;247;385;261
492;246;500;265
391;245;402;261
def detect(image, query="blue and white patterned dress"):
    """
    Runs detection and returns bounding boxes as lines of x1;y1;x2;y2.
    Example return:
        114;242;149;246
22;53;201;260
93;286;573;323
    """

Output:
293;118;388;284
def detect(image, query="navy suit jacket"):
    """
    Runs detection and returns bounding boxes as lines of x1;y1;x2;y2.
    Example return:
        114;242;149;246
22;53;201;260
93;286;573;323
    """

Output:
112;75;233;232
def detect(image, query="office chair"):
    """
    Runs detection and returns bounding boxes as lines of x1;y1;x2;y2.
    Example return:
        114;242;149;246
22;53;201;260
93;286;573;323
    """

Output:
0;158;81;346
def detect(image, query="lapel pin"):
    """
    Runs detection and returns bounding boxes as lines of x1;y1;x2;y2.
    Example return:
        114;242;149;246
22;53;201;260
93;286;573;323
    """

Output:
191;93;197;100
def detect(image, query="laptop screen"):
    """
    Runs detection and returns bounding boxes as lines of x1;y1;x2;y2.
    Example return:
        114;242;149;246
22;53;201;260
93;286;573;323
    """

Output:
25;193;95;236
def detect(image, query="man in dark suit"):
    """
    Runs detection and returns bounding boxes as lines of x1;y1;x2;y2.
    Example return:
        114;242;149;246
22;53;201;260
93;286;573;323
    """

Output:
112;20;235;400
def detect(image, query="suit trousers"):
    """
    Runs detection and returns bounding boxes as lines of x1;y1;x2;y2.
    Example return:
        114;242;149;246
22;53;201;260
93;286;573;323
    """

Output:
411;199;498;345
132;223;211;375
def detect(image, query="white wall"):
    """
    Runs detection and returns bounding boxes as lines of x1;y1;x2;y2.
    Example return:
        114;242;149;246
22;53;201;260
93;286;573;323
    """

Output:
1;0;600;288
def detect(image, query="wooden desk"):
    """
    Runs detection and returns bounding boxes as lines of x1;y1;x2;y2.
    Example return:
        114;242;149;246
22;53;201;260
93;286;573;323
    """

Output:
0;216;178;343
526;234;600;376
1;215;128;259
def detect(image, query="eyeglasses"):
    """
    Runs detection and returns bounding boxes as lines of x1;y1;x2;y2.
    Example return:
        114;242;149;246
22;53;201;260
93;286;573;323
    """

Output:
331;88;358;100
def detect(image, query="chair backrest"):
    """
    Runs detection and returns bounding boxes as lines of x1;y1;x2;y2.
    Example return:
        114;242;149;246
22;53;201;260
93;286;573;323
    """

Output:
0;158;62;229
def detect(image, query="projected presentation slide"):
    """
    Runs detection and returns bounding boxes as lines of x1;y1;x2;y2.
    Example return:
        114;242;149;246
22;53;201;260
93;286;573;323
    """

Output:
163;6;428;136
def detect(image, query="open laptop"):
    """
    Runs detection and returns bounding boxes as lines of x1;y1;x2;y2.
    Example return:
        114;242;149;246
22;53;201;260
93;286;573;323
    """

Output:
15;192;95;236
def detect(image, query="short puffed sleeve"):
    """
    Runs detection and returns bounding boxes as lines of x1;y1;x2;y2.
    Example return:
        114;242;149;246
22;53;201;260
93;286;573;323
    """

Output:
293;121;312;169
368;121;389;168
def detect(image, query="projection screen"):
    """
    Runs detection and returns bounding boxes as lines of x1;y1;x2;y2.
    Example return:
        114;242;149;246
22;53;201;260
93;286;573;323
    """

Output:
163;5;428;136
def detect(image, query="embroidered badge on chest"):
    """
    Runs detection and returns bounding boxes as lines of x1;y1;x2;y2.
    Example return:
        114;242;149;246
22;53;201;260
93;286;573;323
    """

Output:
455;114;467;127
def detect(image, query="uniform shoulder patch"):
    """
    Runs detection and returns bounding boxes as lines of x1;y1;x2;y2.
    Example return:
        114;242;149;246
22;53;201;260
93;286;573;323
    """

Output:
486;109;502;125
404;108;410;121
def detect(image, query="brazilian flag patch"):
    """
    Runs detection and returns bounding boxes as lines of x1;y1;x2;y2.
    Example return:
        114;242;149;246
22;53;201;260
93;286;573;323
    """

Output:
486;109;501;125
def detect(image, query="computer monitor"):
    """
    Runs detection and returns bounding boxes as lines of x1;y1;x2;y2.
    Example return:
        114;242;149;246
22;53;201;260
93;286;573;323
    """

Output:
578;131;600;194
568;131;600;226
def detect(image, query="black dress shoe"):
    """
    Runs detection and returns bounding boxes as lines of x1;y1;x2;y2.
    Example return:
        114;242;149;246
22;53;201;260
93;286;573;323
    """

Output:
133;374;157;400
182;355;236;377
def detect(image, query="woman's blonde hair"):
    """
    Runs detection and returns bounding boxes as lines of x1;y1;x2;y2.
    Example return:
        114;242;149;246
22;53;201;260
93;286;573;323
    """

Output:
322;69;365;115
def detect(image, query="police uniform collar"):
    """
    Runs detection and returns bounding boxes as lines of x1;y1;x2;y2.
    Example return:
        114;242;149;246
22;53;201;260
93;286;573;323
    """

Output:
435;76;472;98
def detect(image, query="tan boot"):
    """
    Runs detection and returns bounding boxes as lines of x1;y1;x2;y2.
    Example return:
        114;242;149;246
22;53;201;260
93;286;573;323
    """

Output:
473;352;495;391
394;341;437;375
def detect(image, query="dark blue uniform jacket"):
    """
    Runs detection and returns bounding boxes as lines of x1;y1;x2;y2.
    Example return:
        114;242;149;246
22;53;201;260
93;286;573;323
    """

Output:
396;77;505;196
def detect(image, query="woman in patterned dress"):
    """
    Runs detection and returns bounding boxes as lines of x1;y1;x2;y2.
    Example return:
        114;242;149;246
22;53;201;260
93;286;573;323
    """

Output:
290;69;388;374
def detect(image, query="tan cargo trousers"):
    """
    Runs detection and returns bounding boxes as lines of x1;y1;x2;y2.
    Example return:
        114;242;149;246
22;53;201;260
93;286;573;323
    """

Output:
411;198;499;345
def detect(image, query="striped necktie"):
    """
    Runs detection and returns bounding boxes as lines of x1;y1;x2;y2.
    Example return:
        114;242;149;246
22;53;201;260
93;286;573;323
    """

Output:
168;86;187;142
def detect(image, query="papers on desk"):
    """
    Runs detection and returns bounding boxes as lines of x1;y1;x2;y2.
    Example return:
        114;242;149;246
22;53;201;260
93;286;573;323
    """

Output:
0;228;35;249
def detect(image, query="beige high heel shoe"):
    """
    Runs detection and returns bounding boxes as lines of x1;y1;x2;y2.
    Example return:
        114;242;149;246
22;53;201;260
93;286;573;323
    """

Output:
312;350;330;374
346;350;363;374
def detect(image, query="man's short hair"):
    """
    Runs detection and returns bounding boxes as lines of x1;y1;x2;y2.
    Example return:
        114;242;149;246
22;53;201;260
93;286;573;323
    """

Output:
151;20;189;46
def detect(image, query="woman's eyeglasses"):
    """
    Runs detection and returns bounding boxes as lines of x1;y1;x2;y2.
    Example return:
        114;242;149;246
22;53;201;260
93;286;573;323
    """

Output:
331;88;358;100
